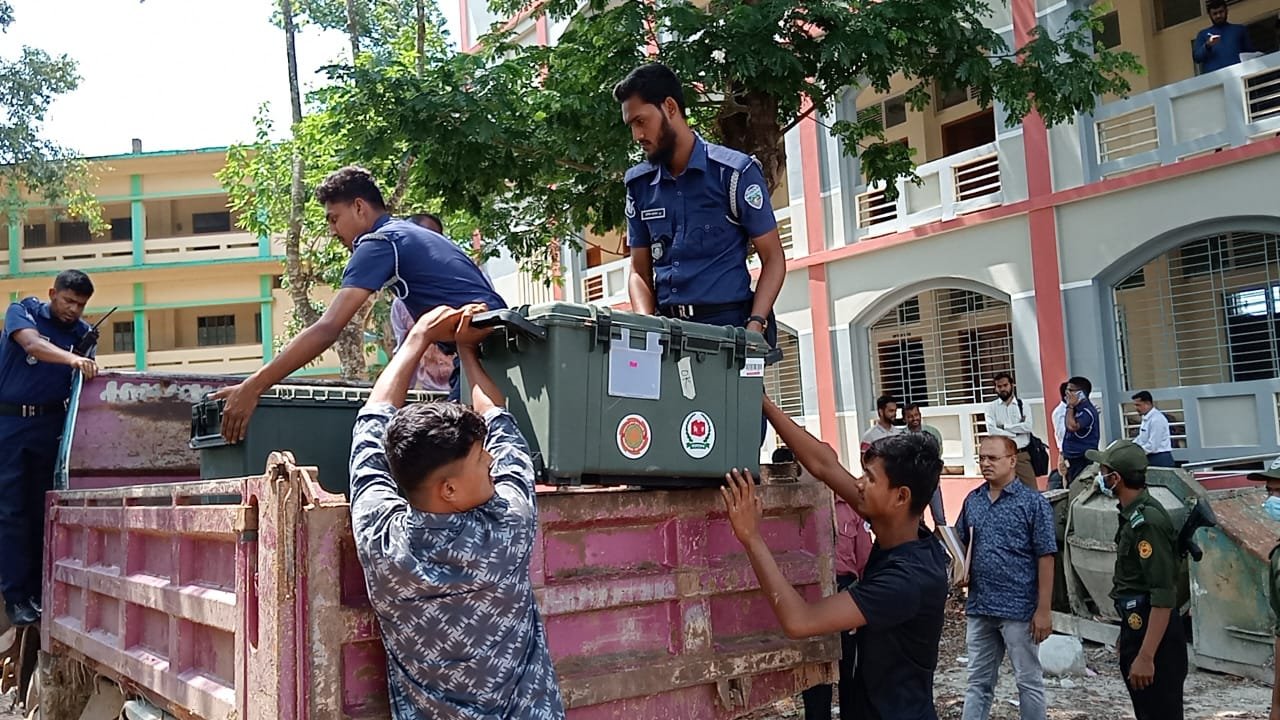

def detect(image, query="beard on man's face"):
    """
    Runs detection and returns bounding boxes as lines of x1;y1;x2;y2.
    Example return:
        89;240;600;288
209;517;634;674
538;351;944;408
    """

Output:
645;115;679;166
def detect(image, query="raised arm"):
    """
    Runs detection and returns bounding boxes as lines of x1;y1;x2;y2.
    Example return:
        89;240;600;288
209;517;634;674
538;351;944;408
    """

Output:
215;287;373;441
454;312;502;414
369;305;468;407
764;397;860;507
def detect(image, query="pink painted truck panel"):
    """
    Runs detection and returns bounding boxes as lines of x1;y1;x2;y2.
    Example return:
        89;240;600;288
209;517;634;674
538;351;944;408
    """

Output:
66;372;235;489
46;456;838;719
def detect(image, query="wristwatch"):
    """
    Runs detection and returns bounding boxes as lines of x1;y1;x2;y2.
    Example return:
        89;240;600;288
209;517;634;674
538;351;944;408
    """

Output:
747;314;769;331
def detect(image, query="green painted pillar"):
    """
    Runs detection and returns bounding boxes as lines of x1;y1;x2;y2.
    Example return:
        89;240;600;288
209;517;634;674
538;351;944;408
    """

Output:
132;283;146;371
7;218;20;275
259;275;274;361
130;175;146;265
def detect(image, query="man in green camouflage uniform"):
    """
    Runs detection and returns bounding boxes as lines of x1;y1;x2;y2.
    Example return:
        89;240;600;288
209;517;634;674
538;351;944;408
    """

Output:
1086;439;1186;720
1246;456;1280;720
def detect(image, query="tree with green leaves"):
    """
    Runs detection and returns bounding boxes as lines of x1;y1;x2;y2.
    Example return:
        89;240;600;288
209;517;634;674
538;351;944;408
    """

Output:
318;0;1140;272
0;1;98;232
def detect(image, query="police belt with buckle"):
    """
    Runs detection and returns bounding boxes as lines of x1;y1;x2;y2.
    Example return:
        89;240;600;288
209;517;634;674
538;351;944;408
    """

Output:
657;302;749;320
0;400;69;417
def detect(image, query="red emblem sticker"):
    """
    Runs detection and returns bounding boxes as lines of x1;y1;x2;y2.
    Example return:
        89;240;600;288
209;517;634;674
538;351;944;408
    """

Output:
616;414;652;459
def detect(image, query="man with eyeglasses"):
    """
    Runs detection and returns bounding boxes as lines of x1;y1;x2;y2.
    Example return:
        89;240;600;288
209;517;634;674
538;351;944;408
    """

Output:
955;436;1056;720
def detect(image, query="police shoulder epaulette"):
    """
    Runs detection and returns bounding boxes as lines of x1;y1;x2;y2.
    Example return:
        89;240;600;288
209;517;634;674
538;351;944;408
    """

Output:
353;231;390;249
624;162;657;185
1129;510;1147;529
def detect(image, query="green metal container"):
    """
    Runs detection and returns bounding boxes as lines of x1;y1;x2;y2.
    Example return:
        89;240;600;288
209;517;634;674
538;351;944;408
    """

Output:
190;385;443;495
1188;487;1275;682
467;303;771;487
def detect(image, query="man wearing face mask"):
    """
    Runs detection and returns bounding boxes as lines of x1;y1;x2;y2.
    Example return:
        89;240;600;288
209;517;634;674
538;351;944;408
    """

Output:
1087;439;1186;720
1245;457;1280;720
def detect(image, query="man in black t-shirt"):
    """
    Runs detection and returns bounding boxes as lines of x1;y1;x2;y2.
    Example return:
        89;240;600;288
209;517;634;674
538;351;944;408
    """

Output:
721;397;949;720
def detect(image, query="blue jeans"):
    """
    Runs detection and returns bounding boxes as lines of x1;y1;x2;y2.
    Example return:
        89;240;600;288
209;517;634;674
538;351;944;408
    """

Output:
962;615;1046;720
1147;451;1175;468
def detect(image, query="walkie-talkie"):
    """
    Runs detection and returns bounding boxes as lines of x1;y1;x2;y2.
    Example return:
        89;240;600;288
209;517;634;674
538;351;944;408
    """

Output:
74;306;118;357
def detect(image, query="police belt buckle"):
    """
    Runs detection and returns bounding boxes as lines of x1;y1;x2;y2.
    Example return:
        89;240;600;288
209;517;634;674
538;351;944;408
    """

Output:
672;305;695;319
21;405;36;418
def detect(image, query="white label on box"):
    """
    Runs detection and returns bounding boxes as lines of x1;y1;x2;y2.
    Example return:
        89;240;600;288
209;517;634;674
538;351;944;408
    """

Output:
740;357;766;378
678;356;696;400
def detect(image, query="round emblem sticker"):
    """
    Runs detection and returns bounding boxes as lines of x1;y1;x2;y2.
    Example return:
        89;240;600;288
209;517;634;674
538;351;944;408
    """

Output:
681;411;716;459
1137;540;1153;559
1127;612;1143;630
616;414;651;460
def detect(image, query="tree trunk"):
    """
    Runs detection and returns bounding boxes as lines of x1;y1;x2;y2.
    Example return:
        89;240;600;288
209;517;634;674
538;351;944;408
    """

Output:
282;0;366;380
280;0;318;327
345;0;361;59
714;88;786;194
415;0;426;78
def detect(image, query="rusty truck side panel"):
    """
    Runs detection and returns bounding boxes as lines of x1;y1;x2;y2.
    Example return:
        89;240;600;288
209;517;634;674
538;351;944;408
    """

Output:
46;457;837;719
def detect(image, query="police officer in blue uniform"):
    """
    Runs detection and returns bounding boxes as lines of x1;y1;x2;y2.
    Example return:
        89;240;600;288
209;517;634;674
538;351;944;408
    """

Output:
0;269;98;627
614;63;786;349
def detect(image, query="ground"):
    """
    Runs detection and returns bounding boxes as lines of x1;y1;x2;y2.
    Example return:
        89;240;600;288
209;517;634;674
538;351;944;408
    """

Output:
751;595;1272;720
2;597;1273;719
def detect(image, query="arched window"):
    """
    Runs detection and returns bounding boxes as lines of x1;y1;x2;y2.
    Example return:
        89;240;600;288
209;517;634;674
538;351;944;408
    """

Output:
1114;230;1280;389
869;288;1013;406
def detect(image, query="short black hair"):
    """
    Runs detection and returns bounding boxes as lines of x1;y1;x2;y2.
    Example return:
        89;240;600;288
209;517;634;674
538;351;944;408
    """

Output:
864;432;943;516
384;402;487;494
1132;390;1153;404
54;269;94;296
1206;0;1227;10
876;395;897;411
1059;381;1070;398
1068;375;1093;395
315;166;386;208
904;401;923;412
613;63;687;116
993;371;1014;384
408;212;444;234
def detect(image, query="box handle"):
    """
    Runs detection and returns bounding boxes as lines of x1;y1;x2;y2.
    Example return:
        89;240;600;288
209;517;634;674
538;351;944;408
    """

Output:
471;309;548;341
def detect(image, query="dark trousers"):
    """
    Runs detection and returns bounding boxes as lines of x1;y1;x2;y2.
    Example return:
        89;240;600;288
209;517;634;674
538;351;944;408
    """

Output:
447;352;461;402
1146;451;1175;468
676;303;778;444
1117;603;1187;720
801;573;857;720
1066;454;1092;485
0;414;63;606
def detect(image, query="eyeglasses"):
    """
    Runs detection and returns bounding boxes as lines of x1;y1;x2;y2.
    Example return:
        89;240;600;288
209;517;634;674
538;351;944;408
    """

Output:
977;454;1014;463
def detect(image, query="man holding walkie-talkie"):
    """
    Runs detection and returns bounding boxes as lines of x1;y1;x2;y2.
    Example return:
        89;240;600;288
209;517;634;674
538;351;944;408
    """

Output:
0;269;98;628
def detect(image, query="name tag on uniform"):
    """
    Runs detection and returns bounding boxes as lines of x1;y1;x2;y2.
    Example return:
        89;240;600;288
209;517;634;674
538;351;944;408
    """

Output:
640;208;666;221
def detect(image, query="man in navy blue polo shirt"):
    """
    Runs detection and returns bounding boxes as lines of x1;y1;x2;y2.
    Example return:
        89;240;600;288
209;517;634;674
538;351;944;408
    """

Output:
1063;375;1101;485
0;269;98;627
214;167;506;442
614;63;786;348
956;436;1057;720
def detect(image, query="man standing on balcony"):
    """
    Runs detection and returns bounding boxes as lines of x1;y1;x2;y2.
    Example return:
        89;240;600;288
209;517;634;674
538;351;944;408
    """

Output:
1194;0;1256;74
0;269;99;627
214;167;507;443
985;372;1037;489
614;63;786;351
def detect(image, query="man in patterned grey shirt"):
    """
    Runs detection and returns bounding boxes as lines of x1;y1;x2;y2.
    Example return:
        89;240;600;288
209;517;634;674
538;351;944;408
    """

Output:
349;304;566;720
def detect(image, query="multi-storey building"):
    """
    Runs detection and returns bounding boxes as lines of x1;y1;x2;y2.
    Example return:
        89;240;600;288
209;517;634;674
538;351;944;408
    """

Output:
0;143;345;378
466;0;1280;474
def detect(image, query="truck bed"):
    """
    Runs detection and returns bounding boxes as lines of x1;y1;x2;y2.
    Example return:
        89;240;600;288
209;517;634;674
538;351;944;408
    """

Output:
43;454;837;719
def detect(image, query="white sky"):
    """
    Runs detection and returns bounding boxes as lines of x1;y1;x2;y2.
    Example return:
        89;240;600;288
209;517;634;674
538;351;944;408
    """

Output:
4;0;462;158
